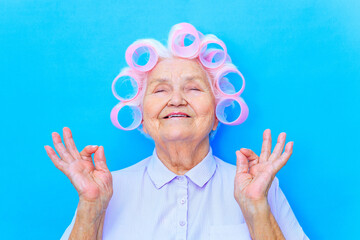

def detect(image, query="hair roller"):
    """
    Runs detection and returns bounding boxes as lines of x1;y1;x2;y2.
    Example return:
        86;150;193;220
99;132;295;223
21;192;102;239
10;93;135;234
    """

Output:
215;96;249;125
168;22;202;59
214;63;245;97
111;68;143;102
110;101;143;131
199;34;227;69
125;39;160;72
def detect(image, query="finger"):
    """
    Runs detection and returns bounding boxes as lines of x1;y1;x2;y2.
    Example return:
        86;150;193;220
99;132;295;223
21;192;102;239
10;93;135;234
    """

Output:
240;148;258;161
93;146;109;171
44;145;66;172
269;132;286;162
240;148;259;167
52;132;74;163
273;141;293;173
63;127;81;160
236;150;249;174
80;145;99;162
259;129;272;163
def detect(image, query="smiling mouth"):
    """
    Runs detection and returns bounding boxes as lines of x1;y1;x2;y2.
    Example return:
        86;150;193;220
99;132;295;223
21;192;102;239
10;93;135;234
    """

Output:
163;113;191;119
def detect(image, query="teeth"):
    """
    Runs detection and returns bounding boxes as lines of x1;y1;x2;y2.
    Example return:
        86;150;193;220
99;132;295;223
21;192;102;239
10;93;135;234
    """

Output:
168;114;188;118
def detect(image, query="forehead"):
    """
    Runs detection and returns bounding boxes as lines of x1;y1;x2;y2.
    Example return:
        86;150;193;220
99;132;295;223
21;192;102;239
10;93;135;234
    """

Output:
148;58;208;82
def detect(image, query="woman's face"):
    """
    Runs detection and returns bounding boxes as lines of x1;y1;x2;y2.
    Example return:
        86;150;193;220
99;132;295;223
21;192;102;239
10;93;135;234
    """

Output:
142;57;218;143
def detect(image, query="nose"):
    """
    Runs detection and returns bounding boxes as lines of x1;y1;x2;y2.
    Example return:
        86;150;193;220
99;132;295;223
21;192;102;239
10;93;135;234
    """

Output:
168;89;187;107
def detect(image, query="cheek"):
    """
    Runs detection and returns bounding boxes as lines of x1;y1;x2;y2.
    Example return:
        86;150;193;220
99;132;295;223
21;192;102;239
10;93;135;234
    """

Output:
143;96;167;118
189;96;216;117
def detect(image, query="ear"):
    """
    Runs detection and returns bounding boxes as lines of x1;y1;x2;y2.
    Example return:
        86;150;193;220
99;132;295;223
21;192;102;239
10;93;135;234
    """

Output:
212;117;219;131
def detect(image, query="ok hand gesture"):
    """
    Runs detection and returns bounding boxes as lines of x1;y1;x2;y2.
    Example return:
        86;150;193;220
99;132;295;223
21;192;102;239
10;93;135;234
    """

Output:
44;127;113;210
234;129;293;206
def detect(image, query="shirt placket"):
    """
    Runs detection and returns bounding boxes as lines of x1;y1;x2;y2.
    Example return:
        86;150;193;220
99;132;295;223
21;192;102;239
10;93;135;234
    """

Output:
175;175;188;240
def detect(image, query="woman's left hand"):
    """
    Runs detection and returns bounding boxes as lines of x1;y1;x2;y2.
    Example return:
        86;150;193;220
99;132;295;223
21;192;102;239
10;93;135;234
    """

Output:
234;129;293;207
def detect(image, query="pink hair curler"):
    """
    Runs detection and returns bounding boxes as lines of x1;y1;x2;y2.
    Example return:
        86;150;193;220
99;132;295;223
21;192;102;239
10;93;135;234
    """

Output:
125;42;159;72
215;97;249;125
215;64;245;97
169;23;202;59
204;49;231;64
199;34;227;69
111;69;141;102
110;102;143;130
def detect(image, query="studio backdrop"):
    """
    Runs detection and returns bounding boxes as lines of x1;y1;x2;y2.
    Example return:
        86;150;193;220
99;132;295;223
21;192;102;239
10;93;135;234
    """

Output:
1;0;359;239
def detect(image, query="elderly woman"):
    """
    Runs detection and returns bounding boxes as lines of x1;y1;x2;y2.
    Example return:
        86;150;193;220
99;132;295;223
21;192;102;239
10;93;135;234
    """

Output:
45;23;308;240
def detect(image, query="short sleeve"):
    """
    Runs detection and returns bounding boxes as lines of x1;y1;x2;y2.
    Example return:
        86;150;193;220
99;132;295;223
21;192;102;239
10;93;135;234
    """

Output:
268;177;309;240
59;209;77;240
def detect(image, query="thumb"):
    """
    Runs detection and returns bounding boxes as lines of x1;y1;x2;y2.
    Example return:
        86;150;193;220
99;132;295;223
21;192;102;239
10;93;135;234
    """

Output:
236;150;249;174
94;146;109;171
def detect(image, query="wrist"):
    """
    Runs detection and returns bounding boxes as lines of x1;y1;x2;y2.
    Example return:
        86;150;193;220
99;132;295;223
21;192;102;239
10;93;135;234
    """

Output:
237;198;285;240
237;197;271;220
70;203;106;240
77;199;107;222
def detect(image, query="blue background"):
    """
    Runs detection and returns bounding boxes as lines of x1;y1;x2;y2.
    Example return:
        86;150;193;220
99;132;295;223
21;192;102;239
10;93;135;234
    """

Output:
1;0;359;239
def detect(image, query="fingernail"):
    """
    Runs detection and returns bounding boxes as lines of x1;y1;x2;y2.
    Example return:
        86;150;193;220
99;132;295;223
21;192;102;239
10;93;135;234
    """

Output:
97;146;103;153
91;145;98;148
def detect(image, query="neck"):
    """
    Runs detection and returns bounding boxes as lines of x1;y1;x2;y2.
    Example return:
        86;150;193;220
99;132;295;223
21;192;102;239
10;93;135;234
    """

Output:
155;137;210;175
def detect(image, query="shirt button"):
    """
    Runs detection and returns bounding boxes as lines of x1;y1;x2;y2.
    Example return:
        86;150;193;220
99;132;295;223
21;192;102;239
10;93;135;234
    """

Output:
178;176;184;181
180;198;186;204
179;220;186;226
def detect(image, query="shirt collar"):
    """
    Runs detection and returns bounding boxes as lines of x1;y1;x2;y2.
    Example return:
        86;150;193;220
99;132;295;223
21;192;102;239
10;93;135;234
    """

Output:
185;147;216;188
147;147;217;189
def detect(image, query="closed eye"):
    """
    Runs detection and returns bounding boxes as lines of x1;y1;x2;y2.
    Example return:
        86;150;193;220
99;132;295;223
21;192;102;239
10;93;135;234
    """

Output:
154;89;166;93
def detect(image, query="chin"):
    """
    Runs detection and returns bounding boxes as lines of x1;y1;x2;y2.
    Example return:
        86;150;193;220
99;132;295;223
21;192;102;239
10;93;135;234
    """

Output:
161;128;192;141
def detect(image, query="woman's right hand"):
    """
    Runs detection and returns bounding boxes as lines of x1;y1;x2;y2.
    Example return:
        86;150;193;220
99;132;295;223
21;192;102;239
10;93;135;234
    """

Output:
44;127;113;212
